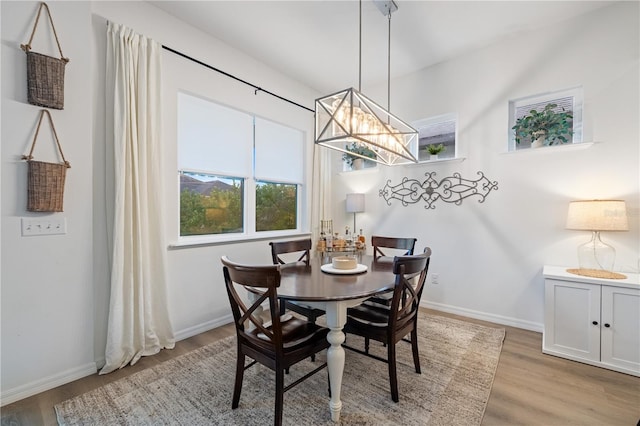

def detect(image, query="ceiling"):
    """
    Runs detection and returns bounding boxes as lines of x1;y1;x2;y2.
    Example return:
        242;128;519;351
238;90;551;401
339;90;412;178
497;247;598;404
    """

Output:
150;1;613;95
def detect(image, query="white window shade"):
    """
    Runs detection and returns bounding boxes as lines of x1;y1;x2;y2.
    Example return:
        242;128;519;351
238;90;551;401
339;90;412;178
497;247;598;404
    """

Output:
254;117;304;184
178;92;253;176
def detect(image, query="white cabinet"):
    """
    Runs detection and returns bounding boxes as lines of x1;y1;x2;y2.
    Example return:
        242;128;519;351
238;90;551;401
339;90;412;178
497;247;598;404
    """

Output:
543;266;640;377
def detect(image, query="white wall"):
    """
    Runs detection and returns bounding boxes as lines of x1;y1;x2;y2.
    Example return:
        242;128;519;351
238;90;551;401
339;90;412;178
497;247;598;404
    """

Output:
330;1;639;330
1;0;638;406
1;1;95;403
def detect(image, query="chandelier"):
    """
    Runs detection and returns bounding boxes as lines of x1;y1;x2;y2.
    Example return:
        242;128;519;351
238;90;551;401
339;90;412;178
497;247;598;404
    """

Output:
314;0;418;166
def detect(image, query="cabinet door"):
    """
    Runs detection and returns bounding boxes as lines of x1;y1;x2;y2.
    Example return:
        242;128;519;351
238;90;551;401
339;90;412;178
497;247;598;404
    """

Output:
601;285;640;375
544;279;600;362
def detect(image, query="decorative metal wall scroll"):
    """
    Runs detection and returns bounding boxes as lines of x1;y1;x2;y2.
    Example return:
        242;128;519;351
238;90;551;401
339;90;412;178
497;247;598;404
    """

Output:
379;171;498;209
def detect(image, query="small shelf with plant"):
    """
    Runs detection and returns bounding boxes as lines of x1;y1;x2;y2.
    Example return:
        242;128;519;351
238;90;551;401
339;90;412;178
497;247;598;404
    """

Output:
342;142;377;171
512;103;573;149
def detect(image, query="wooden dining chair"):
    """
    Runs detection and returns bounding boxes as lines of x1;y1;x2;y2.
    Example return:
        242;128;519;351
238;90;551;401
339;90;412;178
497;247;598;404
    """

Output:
270;239;325;325
221;256;330;426
366;236;418;307
343;247;432;403
371;235;417;259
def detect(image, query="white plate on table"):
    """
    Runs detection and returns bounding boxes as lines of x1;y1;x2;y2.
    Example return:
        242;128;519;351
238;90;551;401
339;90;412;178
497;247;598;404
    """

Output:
320;263;368;275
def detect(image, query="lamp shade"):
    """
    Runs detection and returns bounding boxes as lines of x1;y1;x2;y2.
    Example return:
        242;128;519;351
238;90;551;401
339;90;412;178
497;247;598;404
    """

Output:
346;193;365;213
566;200;629;231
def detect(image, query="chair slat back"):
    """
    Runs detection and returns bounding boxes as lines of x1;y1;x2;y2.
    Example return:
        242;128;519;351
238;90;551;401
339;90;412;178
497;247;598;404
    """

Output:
388;247;431;331
221;256;284;348
269;239;312;265
371;236;417;259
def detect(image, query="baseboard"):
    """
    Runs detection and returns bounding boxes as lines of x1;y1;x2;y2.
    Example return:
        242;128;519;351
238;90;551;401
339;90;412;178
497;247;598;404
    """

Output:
173;313;233;342
422;300;544;333
1;362;97;407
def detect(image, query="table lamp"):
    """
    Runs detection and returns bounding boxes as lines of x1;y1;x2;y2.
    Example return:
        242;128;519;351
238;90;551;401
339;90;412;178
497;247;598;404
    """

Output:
346;193;365;233
566;199;628;274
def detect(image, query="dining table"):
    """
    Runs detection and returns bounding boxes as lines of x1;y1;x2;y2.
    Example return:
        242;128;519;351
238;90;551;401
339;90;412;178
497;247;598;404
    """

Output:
275;253;395;422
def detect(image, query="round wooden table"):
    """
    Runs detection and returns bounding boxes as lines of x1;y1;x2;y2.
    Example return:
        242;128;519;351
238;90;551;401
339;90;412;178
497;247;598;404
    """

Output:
277;255;395;422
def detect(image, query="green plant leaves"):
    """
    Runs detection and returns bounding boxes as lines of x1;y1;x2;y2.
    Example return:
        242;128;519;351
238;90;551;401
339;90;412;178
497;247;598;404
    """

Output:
512;103;573;146
342;142;376;166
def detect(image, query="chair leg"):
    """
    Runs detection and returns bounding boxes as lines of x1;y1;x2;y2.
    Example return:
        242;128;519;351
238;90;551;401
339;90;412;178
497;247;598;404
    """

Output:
388;343;399;403
274;368;284;426
279;300;286;316
411;328;421;374
232;352;245;409
310;317;316;362
364;337;370;354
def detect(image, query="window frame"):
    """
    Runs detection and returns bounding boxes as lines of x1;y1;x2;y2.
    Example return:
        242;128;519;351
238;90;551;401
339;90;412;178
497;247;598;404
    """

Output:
412;112;459;163
176;93;306;246
508;86;584;151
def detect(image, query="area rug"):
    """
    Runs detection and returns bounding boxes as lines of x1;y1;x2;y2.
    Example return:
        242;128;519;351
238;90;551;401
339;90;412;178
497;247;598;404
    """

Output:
55;314;505;425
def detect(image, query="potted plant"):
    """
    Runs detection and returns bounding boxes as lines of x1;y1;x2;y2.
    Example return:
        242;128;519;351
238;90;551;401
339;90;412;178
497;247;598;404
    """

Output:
512;103;573;148
425;143;446;160
342;142;377;170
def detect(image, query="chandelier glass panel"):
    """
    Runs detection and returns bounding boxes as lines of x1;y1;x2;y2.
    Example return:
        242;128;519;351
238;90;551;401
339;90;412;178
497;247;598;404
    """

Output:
314;0;418;166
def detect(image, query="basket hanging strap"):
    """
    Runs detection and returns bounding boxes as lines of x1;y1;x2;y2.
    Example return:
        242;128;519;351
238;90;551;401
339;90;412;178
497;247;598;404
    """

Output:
20;2;69;63
22;110;71;168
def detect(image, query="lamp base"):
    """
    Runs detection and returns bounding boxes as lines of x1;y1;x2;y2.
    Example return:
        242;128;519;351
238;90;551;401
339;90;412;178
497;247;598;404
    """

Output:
577;231;616;272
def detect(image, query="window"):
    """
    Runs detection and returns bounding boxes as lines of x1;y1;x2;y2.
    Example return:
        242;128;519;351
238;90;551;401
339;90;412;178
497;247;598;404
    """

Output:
413;113;457;162
179;172;243;236
255;181;297;231
508;87;583;151
178;92;304;240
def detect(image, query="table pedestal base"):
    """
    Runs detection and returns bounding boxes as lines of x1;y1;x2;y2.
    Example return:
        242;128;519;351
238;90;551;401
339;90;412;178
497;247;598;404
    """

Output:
325;301;348;422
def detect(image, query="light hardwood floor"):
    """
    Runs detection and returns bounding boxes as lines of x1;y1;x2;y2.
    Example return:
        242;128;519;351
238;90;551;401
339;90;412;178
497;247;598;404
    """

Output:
2;309;639;425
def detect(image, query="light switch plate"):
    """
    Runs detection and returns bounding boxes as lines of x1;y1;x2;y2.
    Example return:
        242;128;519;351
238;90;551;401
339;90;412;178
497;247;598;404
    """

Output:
21;217;67;236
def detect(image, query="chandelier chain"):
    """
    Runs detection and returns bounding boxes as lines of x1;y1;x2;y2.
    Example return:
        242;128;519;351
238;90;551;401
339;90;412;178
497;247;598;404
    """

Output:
359;0;362;92
387;10;391;114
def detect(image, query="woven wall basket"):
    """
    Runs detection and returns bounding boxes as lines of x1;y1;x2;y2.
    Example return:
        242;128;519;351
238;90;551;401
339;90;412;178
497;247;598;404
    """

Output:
23;110;71;212
21;2;69;110
27;160;67;212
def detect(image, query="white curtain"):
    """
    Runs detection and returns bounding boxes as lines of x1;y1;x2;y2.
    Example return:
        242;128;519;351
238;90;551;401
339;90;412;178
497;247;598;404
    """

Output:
101;22;175;374
310;142;332;252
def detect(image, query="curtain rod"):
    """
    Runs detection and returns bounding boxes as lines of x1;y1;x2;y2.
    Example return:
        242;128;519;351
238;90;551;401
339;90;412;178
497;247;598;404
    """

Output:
162;45;314;113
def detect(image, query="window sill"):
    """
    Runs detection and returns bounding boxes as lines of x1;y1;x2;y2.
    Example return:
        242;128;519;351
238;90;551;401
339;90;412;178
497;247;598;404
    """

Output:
169;231;312;249
338;166;379;175
411;157;466;166
503;141;595;155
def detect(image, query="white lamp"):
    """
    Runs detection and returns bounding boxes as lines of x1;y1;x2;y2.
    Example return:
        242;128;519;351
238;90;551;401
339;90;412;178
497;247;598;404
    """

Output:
346;193;365;232
566;200;628;273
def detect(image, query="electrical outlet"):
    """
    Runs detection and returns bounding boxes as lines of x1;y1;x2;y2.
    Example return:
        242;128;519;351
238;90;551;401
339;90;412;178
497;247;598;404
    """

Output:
21;217;67;236
431;273;439;285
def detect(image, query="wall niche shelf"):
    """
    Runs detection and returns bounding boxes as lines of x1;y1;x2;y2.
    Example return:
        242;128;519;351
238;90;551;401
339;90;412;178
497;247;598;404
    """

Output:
338;166;379;176
410;157;465;167
504;141;596;156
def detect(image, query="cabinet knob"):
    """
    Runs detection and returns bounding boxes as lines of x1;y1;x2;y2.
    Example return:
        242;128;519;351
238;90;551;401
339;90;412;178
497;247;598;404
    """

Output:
592;321;598;325
604;323;611;328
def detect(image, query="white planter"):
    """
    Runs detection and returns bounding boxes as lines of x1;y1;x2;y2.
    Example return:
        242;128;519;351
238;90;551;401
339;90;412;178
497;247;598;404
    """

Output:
430;154;439;161
352;158;364;170
531;132;546;148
